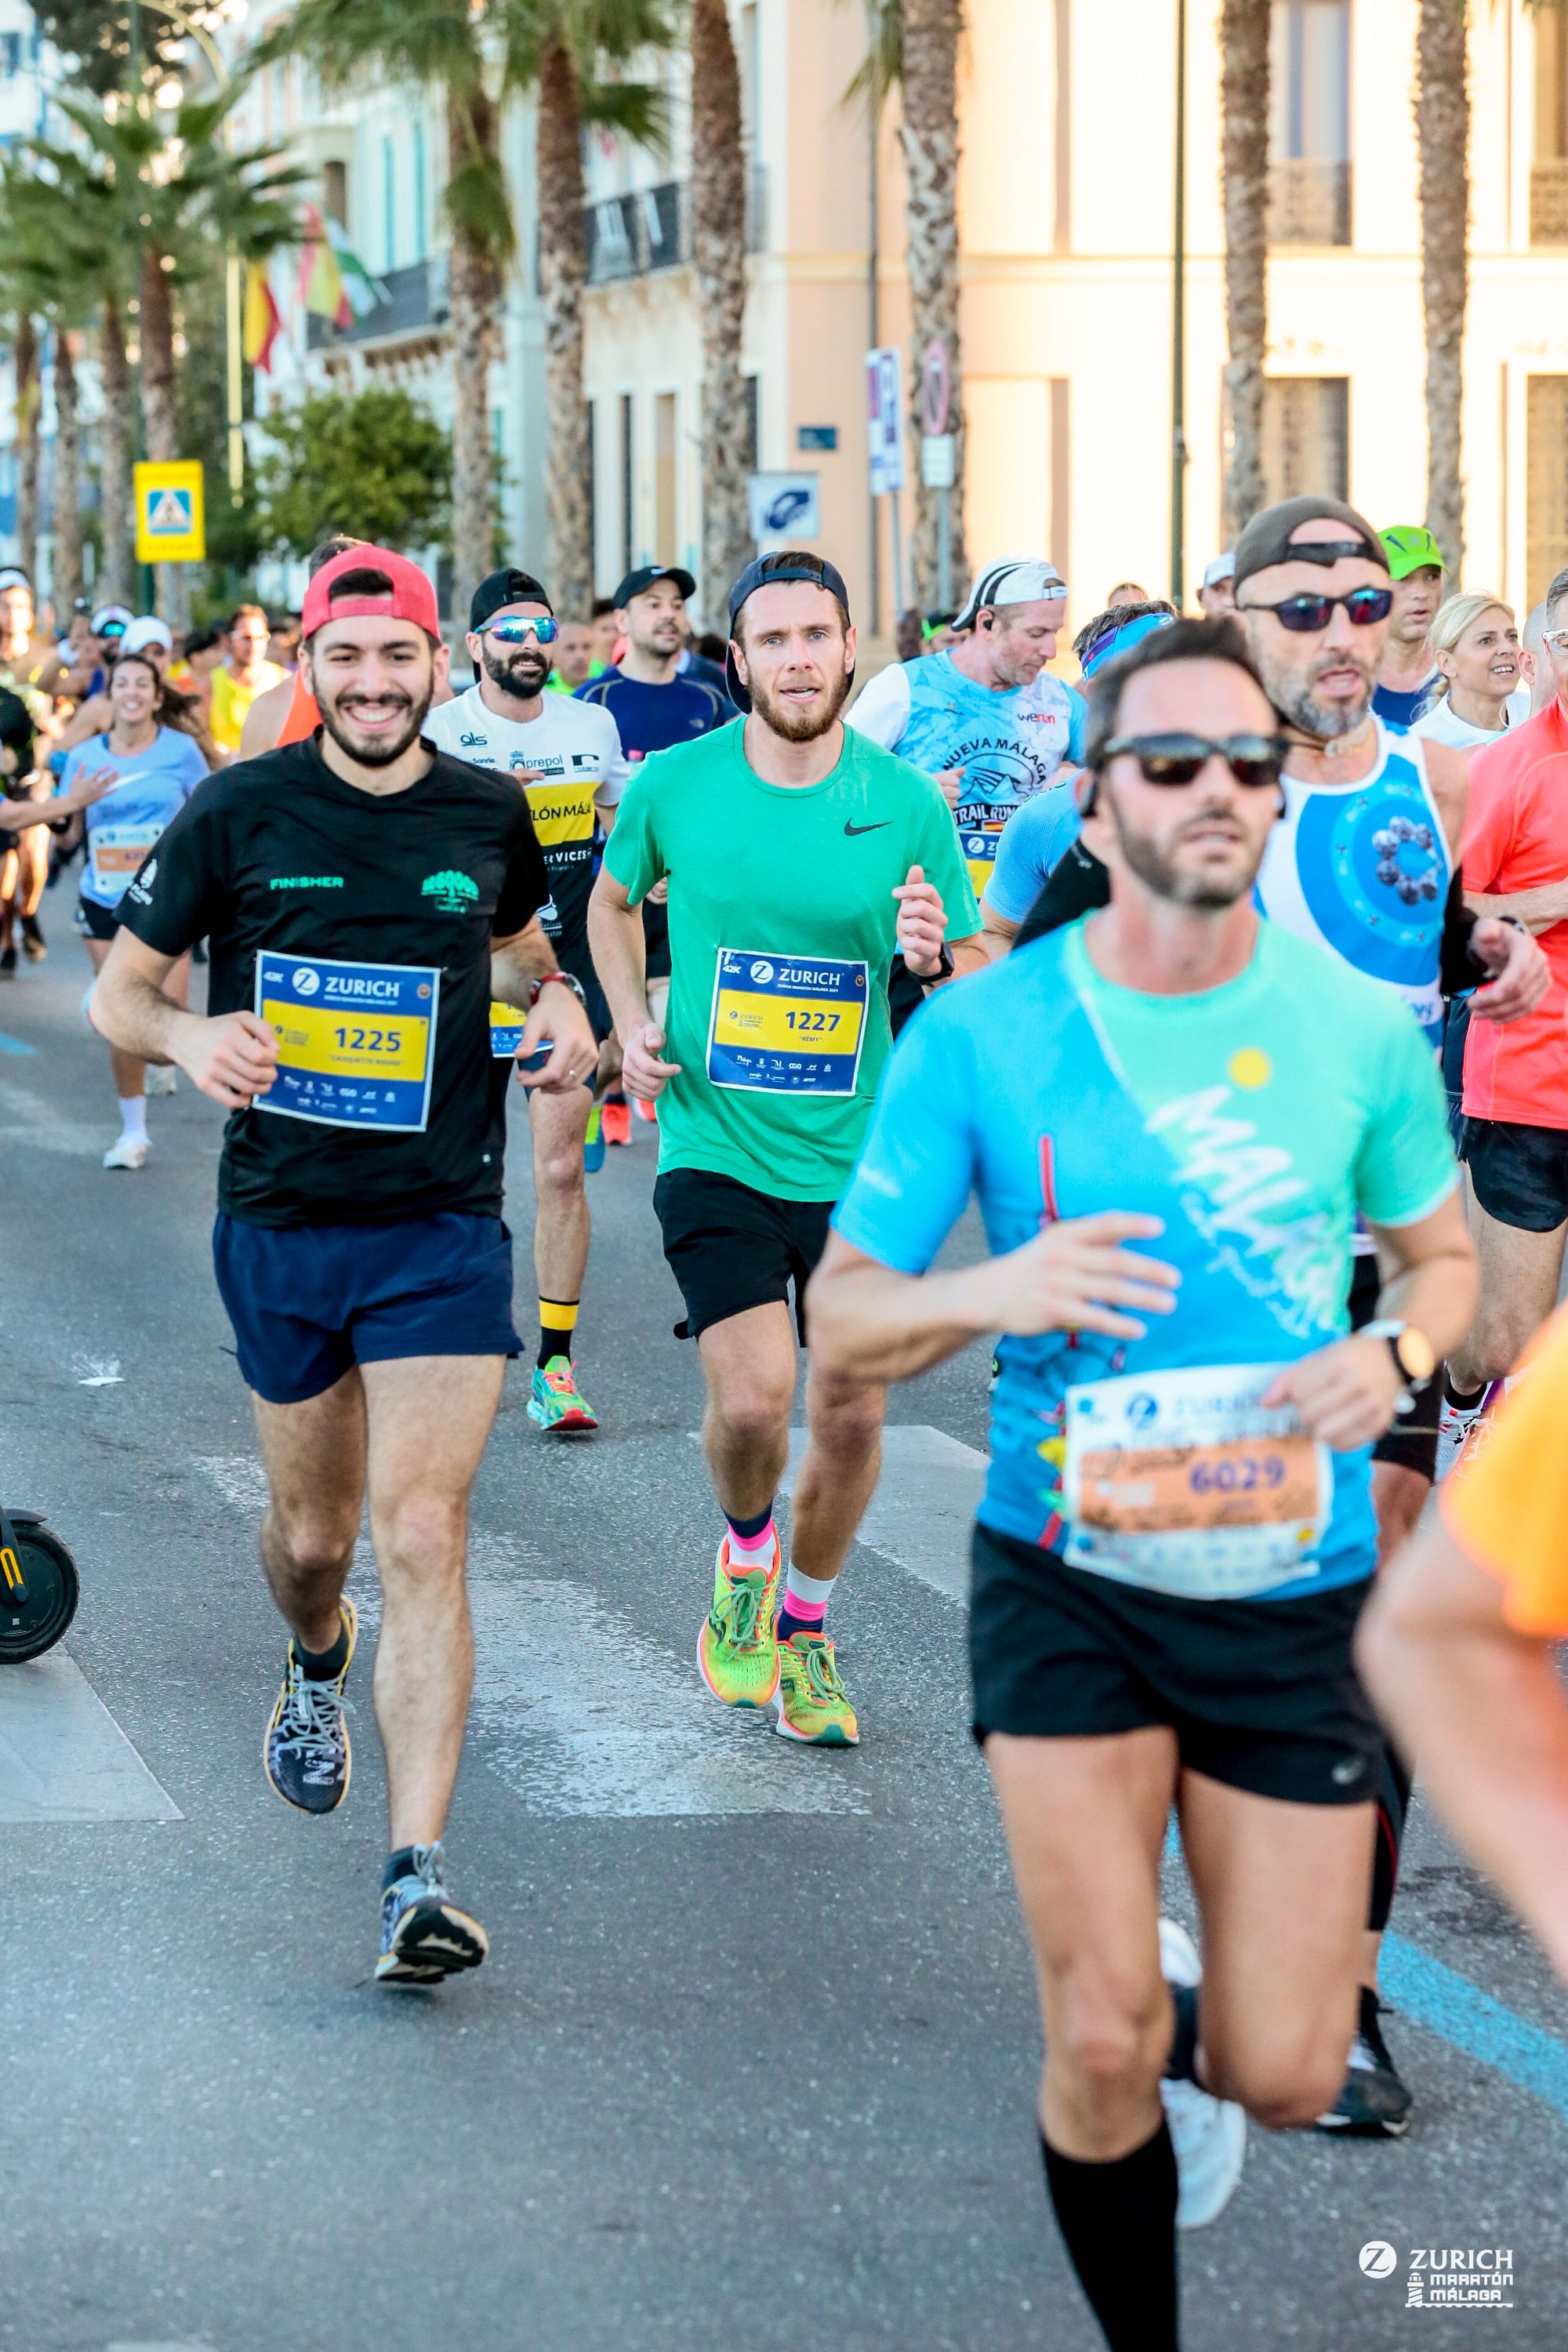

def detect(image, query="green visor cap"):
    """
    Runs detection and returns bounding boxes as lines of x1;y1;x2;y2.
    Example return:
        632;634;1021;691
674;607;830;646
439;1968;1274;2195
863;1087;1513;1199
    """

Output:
1380;525;1446;581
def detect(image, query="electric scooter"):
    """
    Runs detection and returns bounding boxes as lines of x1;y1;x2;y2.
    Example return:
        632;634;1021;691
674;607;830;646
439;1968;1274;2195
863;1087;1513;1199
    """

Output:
0;1501;80;1662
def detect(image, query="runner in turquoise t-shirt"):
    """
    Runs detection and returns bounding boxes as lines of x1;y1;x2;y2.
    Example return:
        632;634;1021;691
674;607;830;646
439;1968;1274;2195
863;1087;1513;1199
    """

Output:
807;619;1477;2352
590;550;982;1750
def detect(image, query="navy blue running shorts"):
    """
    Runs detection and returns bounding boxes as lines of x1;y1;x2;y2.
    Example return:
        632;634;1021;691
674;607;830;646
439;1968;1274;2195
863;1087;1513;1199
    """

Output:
212;1211;521;1405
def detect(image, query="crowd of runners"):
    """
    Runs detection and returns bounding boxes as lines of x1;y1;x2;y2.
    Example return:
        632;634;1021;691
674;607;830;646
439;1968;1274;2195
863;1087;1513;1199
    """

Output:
6;491;1568;2350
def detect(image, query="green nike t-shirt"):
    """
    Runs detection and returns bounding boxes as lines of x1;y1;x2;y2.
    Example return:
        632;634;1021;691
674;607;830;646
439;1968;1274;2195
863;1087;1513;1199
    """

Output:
603;718;980;1199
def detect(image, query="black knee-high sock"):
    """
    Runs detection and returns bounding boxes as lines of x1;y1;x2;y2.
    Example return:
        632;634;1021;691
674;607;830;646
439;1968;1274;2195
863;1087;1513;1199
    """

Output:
1040;2124;1179;2352
1370;1737;1414;1933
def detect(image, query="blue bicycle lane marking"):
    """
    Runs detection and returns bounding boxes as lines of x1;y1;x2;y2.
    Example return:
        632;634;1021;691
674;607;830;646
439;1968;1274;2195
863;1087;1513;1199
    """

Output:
0;1031;37;1055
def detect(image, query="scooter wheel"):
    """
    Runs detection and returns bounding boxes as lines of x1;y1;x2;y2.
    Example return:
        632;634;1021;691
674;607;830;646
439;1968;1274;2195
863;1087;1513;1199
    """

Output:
0;1526;80;1661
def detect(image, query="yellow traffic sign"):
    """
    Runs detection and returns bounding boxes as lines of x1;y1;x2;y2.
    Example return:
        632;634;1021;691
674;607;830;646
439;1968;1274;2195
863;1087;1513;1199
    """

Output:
133;460;205;564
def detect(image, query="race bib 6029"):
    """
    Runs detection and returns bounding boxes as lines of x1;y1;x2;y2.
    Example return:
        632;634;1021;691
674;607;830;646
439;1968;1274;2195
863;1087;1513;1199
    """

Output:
255;951;440;1131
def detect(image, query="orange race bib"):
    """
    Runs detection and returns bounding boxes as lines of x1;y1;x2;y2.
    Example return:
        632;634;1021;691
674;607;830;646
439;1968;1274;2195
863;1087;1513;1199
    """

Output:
1062;1364;1330;1599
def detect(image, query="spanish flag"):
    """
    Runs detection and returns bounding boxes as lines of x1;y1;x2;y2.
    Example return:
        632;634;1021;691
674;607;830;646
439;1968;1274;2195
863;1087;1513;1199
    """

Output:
243;260;281;373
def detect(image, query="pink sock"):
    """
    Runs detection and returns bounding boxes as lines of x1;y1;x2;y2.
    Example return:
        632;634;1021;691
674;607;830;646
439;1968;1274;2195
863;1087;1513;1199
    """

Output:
778;1563;832;1640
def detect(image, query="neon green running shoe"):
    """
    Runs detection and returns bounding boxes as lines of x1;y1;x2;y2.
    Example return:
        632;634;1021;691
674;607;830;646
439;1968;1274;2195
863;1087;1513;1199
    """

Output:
528;1355;599;1436
775;1632;860;1745
697;1536;780;1708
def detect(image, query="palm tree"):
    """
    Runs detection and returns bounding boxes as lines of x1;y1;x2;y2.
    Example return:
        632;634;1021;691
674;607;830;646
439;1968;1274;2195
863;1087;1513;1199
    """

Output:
1417;0;1469;572
898;0;967;606
54;83;299;619
689;0;750;618
1221;0;1270;541
98;297;134;606
261;1;670;627
11;313;39;584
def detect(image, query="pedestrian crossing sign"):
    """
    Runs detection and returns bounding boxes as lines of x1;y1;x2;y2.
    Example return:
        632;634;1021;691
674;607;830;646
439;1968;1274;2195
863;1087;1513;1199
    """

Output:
133;460;205;563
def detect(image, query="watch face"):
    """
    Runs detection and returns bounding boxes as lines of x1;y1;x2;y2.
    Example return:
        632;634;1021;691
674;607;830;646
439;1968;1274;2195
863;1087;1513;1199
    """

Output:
1398;1327;1437;1383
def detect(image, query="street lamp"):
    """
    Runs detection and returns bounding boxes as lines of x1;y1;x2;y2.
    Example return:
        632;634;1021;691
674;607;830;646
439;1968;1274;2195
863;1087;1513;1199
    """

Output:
132;0;246;510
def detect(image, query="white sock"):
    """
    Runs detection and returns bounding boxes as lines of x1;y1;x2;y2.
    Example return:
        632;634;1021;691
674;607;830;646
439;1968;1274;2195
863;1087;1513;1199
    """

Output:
780;1562;833;1635
117;1095;148;1142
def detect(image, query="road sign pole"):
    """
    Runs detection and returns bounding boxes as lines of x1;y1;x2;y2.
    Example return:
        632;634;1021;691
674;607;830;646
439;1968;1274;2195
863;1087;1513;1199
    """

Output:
938;492;952;612
889;495;906;622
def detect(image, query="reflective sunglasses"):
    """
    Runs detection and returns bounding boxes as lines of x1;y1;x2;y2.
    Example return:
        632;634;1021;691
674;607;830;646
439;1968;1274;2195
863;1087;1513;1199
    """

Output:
1103;731;1290;788
488;615;559;646
1238;587;1393;633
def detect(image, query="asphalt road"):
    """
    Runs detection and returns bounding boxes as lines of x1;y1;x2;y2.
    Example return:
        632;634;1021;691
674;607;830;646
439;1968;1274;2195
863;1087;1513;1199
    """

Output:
2;932;1565;2352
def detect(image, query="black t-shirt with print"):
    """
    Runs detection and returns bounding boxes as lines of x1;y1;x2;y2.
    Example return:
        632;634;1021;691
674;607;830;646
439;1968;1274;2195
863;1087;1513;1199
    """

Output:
117;734;548;1228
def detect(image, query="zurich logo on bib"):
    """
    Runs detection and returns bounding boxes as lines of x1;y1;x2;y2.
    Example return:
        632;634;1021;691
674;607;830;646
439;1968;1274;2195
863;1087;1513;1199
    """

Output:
292;966;321;998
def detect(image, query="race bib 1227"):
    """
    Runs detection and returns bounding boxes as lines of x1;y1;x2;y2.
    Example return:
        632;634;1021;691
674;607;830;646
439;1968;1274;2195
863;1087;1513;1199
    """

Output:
706;949;868;1096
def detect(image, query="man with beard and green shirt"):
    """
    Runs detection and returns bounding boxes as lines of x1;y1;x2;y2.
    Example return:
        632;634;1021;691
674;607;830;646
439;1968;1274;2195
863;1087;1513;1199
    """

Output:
588;550;983;1744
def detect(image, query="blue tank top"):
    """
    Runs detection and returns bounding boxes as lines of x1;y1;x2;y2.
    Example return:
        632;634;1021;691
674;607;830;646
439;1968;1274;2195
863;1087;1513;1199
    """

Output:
1255;720;1450;1050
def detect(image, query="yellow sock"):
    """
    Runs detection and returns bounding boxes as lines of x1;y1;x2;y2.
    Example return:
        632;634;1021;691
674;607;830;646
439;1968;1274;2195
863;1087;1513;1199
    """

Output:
539;1298;579;1370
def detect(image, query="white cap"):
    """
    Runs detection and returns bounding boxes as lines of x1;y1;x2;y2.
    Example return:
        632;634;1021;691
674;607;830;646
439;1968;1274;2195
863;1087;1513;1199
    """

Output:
1201;552;1236;588
952;557;1068;631
122;616;174;655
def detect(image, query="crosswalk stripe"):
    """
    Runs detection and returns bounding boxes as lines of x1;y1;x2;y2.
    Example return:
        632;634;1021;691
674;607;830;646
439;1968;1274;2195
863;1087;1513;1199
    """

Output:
0;1650;182;1823
782;1423;986;1604
198;1461;864;1818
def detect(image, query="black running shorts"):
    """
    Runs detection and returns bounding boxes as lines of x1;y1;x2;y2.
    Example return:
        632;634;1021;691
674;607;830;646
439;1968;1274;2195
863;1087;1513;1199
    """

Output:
970;1523;1381;1807
1459;1113;1568;1233
1348;1253;1440;1481
75;895;122;943
652;1166;834;1342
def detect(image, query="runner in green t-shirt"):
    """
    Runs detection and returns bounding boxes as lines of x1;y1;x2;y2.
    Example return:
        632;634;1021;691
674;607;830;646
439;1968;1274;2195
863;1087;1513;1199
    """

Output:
589;550;982;1744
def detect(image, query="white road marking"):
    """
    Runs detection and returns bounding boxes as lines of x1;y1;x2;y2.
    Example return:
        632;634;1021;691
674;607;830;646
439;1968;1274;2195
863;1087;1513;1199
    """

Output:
466;1534;864;1817
197;1463;862;1818
0;1650;182;1823
76;1355;124;1387
782;1423;986;1604
0;1076;107;1156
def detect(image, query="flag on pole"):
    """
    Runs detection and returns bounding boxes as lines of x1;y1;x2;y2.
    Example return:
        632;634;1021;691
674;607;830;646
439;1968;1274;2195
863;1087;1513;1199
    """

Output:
297;203;387;330
243;260;281;372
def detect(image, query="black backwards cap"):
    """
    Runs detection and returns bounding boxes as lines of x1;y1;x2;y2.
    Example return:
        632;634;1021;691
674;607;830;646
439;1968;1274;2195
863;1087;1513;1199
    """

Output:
1232;495;1388;593
725;551;853;713
470;566;553;633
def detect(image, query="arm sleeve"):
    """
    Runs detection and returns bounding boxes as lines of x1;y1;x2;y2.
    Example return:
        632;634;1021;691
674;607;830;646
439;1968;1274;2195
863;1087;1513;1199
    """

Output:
832;998;979;1272
844;662;913;752
1014;838;1112;949
601;769;662;906
985;786;1080;924
1442;1304;1568;1635
914;783;982;937
1355;1000;1461;1229
494;800;551;937
114;782;225;957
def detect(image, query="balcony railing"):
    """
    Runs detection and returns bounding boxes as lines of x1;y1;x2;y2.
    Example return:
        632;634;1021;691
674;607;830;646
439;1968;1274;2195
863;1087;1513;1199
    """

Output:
580;164;769;289
1532;160;1568;245
1268;158;1351;248
304;256;446;351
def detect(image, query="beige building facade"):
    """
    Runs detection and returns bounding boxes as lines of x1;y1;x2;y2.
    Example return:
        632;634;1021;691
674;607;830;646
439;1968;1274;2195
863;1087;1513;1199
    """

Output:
231;2;1568;637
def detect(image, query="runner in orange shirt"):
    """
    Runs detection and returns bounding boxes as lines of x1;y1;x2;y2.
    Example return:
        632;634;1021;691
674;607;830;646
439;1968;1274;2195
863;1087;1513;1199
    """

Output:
1360;1302;1568;1984
1443;564;1568;1466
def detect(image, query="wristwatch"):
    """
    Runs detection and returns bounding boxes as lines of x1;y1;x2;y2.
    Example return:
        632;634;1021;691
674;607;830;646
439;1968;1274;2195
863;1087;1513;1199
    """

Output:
1362;1319;1437;1410
915;943;955;985
528;970;586;1007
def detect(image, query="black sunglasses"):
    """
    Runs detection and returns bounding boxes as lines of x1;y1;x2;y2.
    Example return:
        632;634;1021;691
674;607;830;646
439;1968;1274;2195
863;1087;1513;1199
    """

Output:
1238;587;1394;633
1103;732;1290;788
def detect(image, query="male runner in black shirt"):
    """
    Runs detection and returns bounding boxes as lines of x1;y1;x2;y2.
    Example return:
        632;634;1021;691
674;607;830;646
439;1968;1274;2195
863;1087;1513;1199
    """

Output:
94;547;598;1985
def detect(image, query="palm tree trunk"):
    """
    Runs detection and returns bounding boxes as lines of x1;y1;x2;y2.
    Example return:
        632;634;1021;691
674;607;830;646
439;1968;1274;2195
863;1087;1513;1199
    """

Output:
99;298;133;605
690;0;750;622
535;39;592;619
139;244;184;625
13;313;39;583
898;0;967;608
1417;0;1469;572
446;90;502;627
51;327;82;615
1221;0;1270;540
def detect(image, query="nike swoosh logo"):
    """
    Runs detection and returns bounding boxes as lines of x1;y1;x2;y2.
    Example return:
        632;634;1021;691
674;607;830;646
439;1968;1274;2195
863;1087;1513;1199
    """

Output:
844;820;889;836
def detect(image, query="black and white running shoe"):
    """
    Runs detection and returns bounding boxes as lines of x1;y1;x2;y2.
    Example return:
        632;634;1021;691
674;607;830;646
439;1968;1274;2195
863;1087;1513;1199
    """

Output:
376;1842;489;1987
1316;1987;1413;2137
263;1598;358;1814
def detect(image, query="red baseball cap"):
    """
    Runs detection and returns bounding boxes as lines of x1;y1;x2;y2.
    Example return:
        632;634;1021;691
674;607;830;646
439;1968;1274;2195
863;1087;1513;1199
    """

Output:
301;546;441;643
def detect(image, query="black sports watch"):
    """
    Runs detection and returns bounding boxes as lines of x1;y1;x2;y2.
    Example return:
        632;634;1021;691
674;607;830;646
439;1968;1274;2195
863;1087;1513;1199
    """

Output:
915;943;954;985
